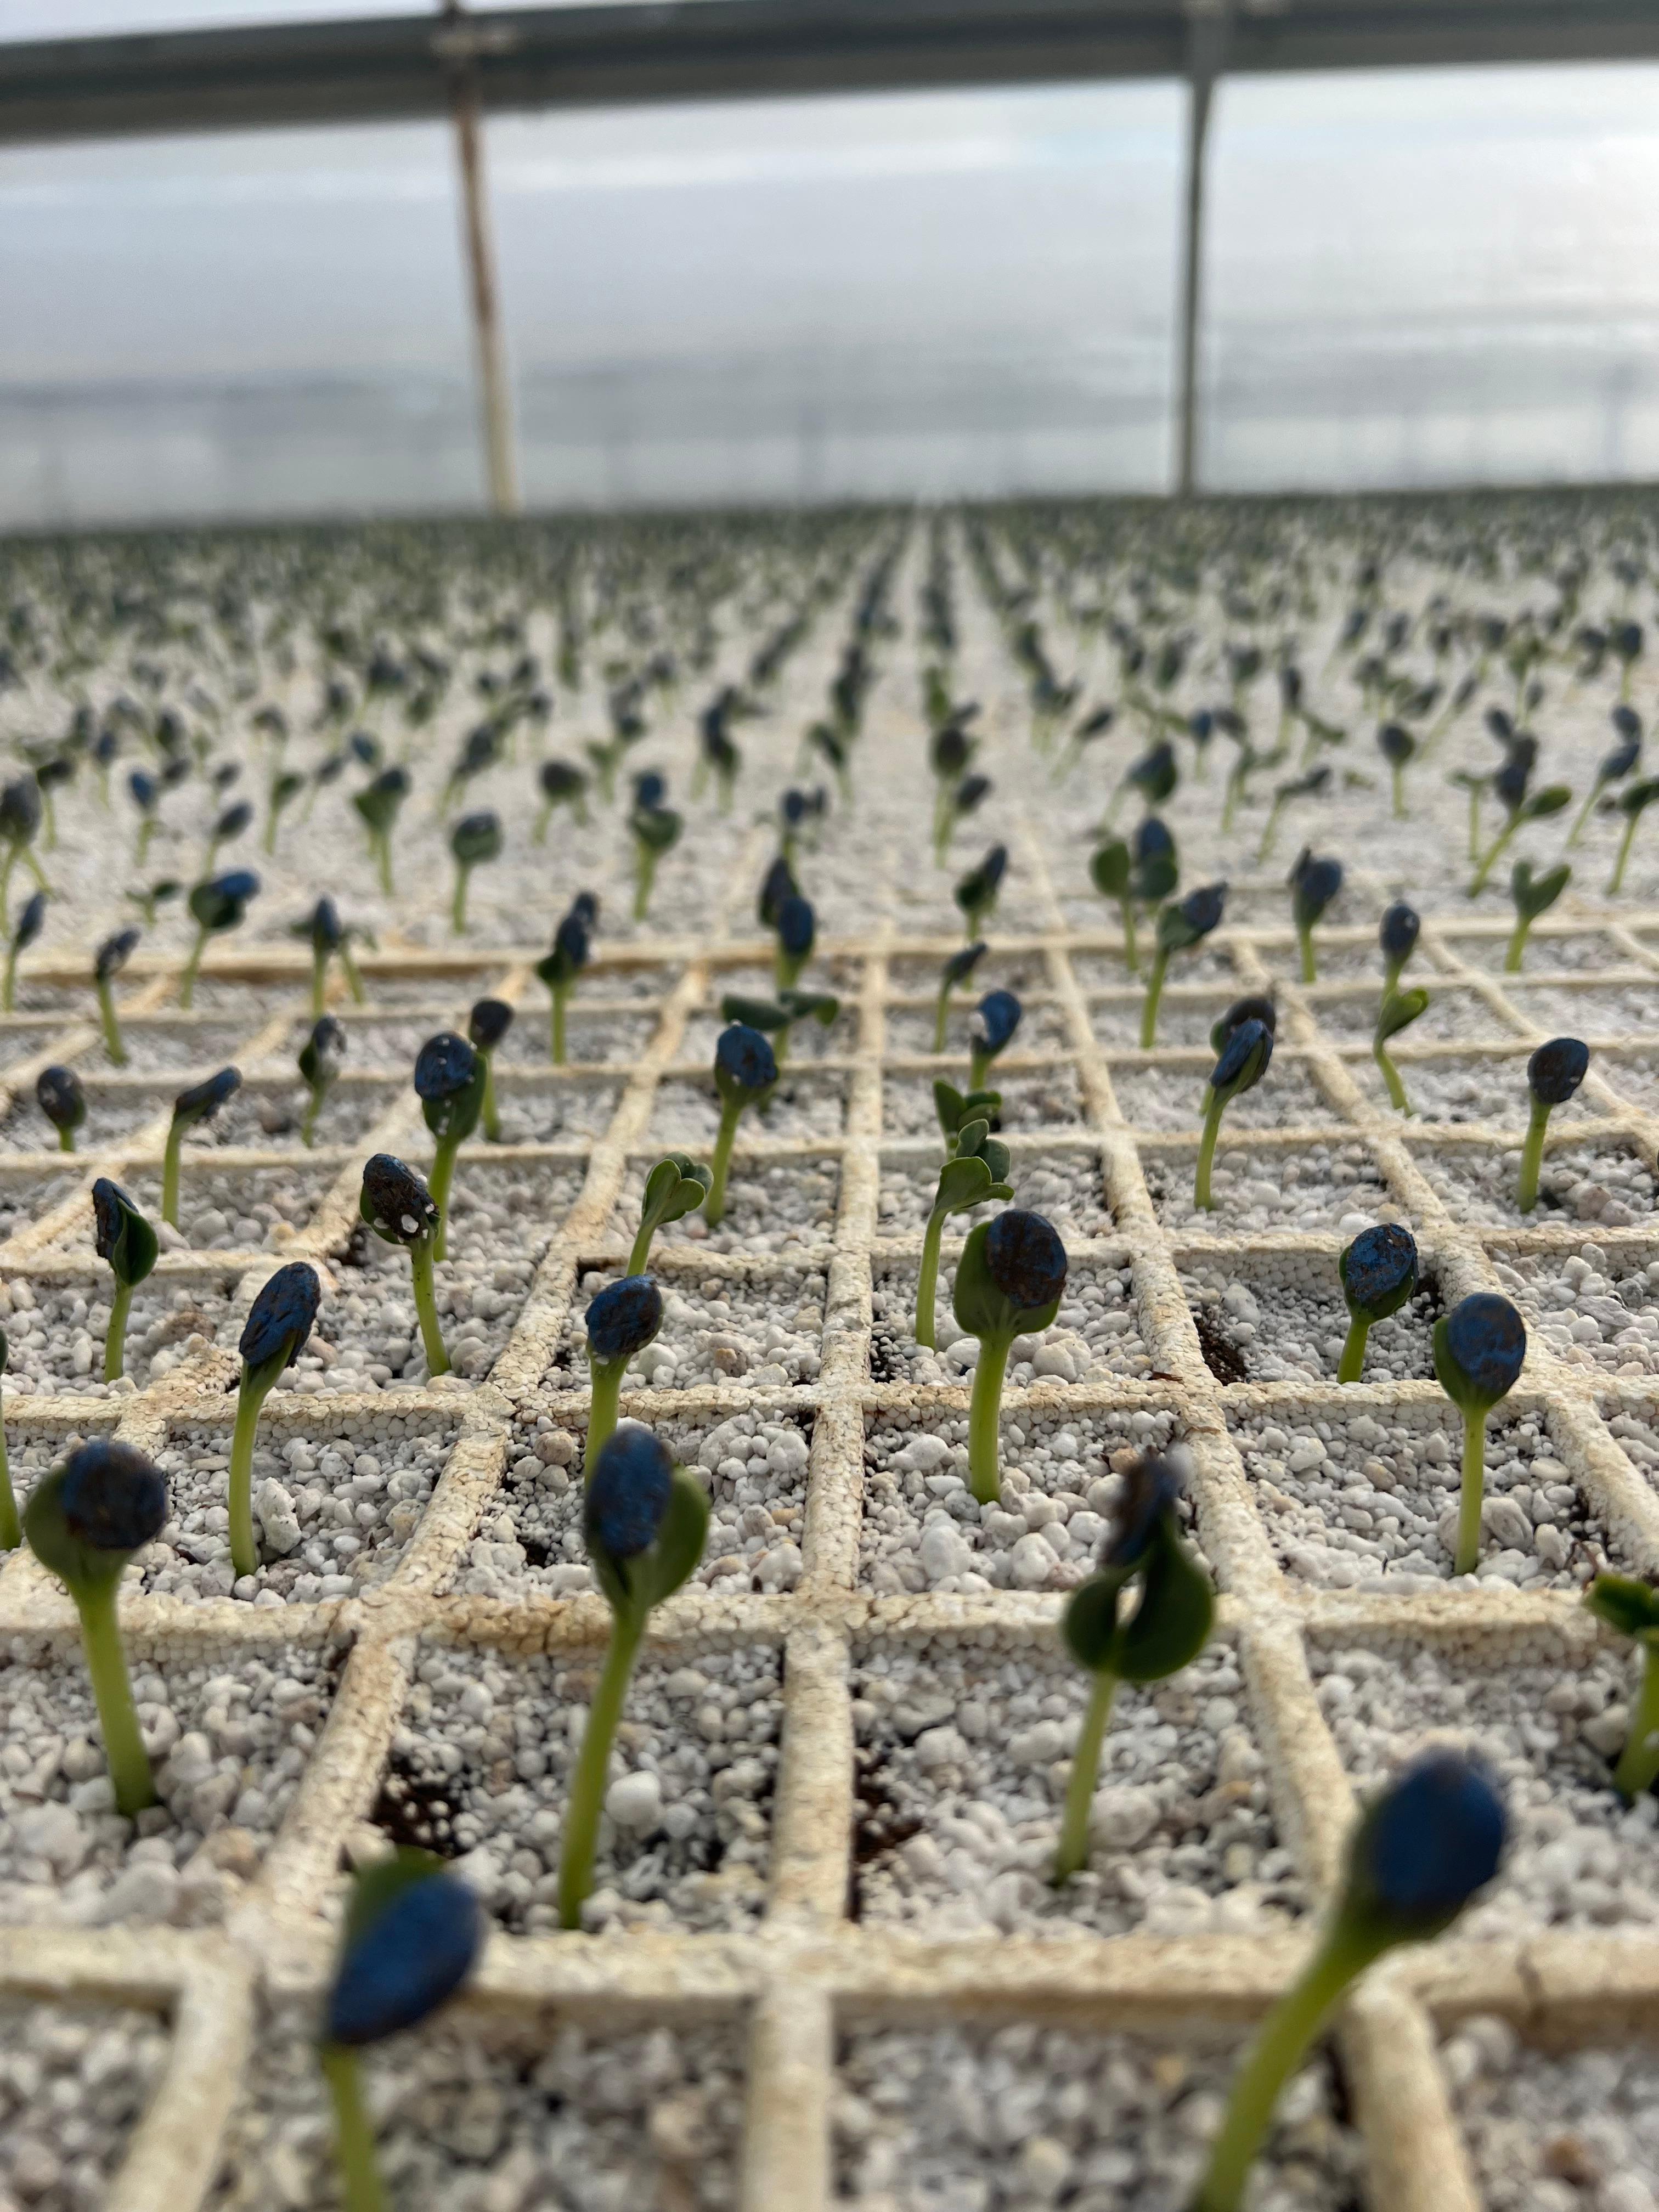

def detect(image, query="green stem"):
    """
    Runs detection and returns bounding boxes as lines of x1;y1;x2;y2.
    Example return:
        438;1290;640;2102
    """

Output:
162;1122;184;1228
319;2044;386;2212
557;1610;645;1928
916;1206;947;1350
1517;1093;1550;1213
1454;1408;1486;1575
1139;946;1169;1049
1504;915;1531;973
967;1333;1012;1504
1611;808;1640;895
1614;1643;1659;1800
1336;1316;1370;1385
1119;899;1139;977
550;982;569;1065
479;1049;500;1142
58;1124;75;1154
1391;763;1406;820
532;799;552;845
408;1238;450;1376
1372;1037;1409;1115
97;977;127;1065
1466;782;1482;862
1566;781;1600;849
310;946;326;1020
1195;1093;1226;1212
1256;799;1284;866
75;1579;155;1817
633;847;657;922
301;1086;324;1147
0;1397;17;1551
104;1282;133;1384
1470;817;1517;896
1;947;14;1014
1297;923;1316;985
626;1220;655;1278
179;926;207;1009
1053;1669;1117;1883
586;1359;625;1474
341;946;365;1003
376;832;394;898
451;862;470;934
1191;1928;1374;2212
933;986;950;1053
705;1097;744;1228
428;1135;459;1261
229;1362;280;1581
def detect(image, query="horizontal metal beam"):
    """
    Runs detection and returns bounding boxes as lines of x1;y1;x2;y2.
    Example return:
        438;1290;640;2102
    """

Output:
2;1;1658;148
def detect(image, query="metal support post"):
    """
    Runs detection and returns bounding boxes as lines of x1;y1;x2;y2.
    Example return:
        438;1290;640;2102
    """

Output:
1174;4;1231;500
439;2;520;515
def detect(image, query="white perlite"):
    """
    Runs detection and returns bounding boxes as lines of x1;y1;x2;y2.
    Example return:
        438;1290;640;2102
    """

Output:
0;1996;171;2212
1443;2015;1659;2212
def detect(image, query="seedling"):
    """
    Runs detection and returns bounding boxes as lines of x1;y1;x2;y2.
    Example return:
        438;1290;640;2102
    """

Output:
93;1178;158;1382
772;891;815;993
1207;997;1276;1072
24;1440;168;1816
91;927;139;1062
1141;883;1226;1048
706;1023;777;1227
353;766;410;894
0;775;48;927
934;941;988;1049
180;869;259;1008
359;1153;448;1376
449;810;501;933
228;1261;321;1580
968;988;1022;1091
757;854;799;932
1580;1572;1659;1799
1610;777;1659;894
1195;1018;1273;1211
1567;708;1640;847
319;1852;482;2212
162;1066;241;1227
1469;765;1572;896
719;988;838;1067
1090;840;1139;972
1054;1453;1213;1883
1519;1035;1589;1211
1505;859;1569;972
36;1065;84;1153
1192;1751;1504;2212
1373;986;1429;1114
1289;849;1342;982
264;768;304;853
202;797;252;876
0;1331;14;1549
955;844;1008;940
464;997;512;1142
4;889;44;1013
584;1276;663;1466
954;1208;1068;1504
414;1031;485;1259
1256;765;1329;866
1376;721;1415;817
1336;1223;1418;1382
1379;900;1419;995
627;1153;713;1274
914;1118;1013;1349
534;758;590;839
1434;1291;1526;1574
630;795;682;921
301;897;366;1016
557;1425;709;1928
537;895;595;1063
1107;738;1177;826
299;1015;346;1146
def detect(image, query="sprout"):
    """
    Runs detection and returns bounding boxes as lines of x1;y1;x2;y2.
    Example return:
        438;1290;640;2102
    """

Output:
468;997;514;1142
1519;1035;1589;1212
1204;996;1277;1109
1505;858;1569;973
162;1065;240;1227
93;1178;158;1383
954;844;1008;940
533;758;590;841
1195;1018;1272;1211
180;868;259;1008
0;1331;13;1550
1584;1572;1659;1799
92;927;139;1063
300;897;367;1017
772;891;815;994
557;1425;708;1927
228;1261;320;1581
968;988;1022;1092
24;1440;168;1816
953;1208;1068;1504
1089;839;1138;973
353;766;410;895
1376;721;1415;817
359;1153;448;1376
933;1076;1002;1159
718;988;838;1069
1336;1223;1417;1383
706;1023;777;1228
1609;776;1659;894
535;895;595;1064
0;775;48;928
1469;759;1572;896
1567;707;1641;848
1434;1291;1526;1575
1255;765;1329;867
202;797;252;876
1372;984;1428;1114
319;1853;482;2212
584;1276;663;1467
448;810;501;933
414;1032;484;1260
264;769;304;854
1054;1453;1213;1883
36;1065;85;1153
934;940;987;1050
914;1118;1013;1350
1141;883;1226;1048
3;888;45;1014
1289;849;1342;983
757;853;799;932
1379;900;1419;995
298;1015;346;1147
35;755;73;849
627;1152;712;1275
629;794;682;922
1192;1751;1504;2212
